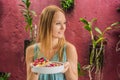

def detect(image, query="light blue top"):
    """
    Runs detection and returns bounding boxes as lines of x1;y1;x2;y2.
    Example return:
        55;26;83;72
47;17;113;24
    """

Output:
34;44;67;80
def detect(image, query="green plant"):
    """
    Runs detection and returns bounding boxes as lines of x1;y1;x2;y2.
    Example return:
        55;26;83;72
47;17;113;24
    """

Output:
80;18;118;80
60;0;74;11
78;62;85;76
0;72;11;80
20;0;36;40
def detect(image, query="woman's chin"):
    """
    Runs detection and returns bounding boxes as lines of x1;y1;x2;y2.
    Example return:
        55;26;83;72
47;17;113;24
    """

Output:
53;35;64;39
58;35;64;38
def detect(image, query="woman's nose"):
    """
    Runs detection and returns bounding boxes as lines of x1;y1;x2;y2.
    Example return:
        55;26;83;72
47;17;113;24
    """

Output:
60;24;65;30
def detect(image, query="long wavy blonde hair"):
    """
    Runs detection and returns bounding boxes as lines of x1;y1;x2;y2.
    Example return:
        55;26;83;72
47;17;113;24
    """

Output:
37;5;66;61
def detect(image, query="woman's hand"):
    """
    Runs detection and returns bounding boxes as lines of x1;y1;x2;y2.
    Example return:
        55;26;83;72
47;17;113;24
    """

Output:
62;62;70;73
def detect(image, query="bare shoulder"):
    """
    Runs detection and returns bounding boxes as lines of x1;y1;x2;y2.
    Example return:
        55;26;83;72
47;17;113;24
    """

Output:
26;44;35;57
26;44;34;53
66;42;76;52
26;43;41;56
66;42;77;59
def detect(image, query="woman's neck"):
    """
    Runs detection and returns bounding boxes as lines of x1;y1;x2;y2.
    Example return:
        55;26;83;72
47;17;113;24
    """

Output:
52;38;59;49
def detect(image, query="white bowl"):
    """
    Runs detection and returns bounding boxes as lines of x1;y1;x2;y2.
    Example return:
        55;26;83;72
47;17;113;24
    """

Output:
31;62;64;74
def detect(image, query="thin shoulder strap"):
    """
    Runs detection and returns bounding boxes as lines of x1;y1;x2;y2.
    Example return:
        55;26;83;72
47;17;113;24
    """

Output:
34;44;39;60
34;44;45;60
62;44;67;62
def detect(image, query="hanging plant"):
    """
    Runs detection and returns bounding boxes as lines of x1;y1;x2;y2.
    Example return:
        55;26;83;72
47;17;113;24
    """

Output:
19;0;37;55
60;0;74;11
19;0;37;40
80;18;119;80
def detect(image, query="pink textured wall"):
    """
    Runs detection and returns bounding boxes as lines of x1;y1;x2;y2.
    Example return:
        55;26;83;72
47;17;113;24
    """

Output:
0;0;120;80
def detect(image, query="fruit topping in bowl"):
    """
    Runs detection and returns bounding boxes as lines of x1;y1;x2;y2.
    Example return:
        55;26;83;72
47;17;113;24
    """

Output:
32;57;63;67
33;57;49;66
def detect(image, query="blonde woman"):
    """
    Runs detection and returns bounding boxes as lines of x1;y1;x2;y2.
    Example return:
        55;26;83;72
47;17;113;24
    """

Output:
26;5;78;80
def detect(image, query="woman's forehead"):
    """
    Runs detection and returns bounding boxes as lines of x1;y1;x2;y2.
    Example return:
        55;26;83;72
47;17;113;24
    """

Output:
53;11;66;21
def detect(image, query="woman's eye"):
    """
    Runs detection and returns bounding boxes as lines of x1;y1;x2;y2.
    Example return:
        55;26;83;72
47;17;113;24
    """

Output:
64;22;67;24
55;22;67;25
56;22;60;25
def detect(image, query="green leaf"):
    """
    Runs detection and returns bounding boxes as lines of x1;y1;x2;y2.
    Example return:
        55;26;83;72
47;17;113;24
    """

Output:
84;25;91;31
78;62;85;76
30;10;37;16
61;0;74;10
78;63;81;71
66;1;69;6
95;27;102;35
19;4;25;8
80;18;89;25
111;22;120;26
21;9;28;13
105;27;112;31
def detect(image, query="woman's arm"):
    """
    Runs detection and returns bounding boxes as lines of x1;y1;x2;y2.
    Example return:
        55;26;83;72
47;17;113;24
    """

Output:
65;42;78;80
26;45;38;80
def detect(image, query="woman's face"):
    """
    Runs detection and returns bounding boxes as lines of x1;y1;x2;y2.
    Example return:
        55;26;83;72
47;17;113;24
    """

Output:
51;11;66;39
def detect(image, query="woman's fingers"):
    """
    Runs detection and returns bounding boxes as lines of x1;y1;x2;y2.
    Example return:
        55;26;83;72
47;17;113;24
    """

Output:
62;62;70;73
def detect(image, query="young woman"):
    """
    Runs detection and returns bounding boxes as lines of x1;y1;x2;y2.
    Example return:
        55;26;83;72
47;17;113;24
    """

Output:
26;5;78;80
